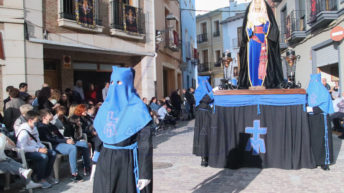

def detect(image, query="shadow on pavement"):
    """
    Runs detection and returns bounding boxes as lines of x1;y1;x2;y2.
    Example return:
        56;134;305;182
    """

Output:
153;120;194;148
332;133;343;164
192;168;261;193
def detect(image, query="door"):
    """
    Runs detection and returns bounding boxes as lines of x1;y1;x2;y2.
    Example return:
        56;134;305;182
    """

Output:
44;60;61;90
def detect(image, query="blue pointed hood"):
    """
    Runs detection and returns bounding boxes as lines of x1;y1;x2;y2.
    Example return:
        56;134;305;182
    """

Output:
306;73;334;114
94;66;152;144
195;76;213;107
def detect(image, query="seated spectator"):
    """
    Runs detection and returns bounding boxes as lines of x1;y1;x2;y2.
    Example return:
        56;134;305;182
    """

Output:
49;89;61;106
68;104;78;118
3;88;25;132
149;97;160;113
331;81;340;99
63;115;91;175
51;106;67;131
74;104;95;142
0;132;42;189
13;104;34;136
37;109;84;181
322;78;331;91
331;92;344;137
158;103;176;126
16;111;56;189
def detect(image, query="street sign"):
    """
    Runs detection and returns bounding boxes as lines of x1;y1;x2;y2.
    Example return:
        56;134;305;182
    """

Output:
330;26;344;42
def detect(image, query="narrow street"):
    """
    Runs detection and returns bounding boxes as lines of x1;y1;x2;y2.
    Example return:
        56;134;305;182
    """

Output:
10;119;341;193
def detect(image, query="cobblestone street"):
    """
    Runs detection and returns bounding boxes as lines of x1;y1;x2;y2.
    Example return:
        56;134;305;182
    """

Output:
4;119;344;193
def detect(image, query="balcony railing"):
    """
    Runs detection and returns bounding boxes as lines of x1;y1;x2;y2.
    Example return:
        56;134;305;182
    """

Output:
213;30;220;37
197;33;208;43
308;0;337;24
110;2;145;34
198;62;211;73
285;10;306;42
60;0;102;25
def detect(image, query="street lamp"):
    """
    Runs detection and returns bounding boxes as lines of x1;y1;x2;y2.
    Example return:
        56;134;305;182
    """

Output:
286;49;300;83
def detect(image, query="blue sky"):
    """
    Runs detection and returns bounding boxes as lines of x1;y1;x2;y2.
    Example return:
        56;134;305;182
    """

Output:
195;0;229;15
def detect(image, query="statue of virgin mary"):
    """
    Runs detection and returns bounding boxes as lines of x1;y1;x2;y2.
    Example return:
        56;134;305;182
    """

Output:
238;0;284;89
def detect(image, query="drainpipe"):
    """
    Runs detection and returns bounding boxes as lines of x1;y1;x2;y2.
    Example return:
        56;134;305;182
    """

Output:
23;0;28;83
179;0;183;89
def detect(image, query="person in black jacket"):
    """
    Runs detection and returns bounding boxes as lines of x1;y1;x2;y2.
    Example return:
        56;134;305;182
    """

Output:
37;109;89;180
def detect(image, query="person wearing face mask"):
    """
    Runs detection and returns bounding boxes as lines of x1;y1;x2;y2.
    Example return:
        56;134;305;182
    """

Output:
93;67;153;193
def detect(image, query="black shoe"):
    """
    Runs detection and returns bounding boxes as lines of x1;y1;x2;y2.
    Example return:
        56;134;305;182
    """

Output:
320;165;330;171
71;174;83;182
201;157;208;167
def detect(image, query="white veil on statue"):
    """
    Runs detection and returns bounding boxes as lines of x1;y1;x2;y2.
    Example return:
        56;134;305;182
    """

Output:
247;0;270;26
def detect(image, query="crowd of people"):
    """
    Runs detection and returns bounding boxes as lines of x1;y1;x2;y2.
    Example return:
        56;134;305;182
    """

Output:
142;88;196;131
0;79;196;190
0;80;108;190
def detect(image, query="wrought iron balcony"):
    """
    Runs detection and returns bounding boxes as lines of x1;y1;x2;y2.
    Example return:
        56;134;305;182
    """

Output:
279;31;288;51
60;0;102;26
285;10;306;44
110;2;145;34
308;0;337;29
198;62;211;73
213;30;220;37
197;33;208;43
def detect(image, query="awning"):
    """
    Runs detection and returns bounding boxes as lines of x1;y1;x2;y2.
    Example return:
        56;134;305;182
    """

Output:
29;37;155;57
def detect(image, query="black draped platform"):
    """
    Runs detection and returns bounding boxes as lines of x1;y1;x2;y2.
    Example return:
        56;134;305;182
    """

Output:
208;89;316;169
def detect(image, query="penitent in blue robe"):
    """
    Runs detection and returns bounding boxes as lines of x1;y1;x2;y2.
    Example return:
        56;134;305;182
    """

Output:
247;22;270;86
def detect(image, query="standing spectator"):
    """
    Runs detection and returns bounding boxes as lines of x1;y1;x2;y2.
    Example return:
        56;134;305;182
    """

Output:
170;89;182;118
58;92;70;112
73;80;85;101
3;88;25;132
38;87;59;111
64;88;81;105
16;111;57;188
185;88;195;118
102;82;109;101
0;132;42;189
3;86;14;112
322;78;331;90
86;83;97;104
37;109;84;181
19;83;30;103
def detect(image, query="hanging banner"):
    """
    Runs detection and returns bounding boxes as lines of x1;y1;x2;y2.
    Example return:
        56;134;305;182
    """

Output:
75;0;96;28
309;0;317;23
123;5;138;33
